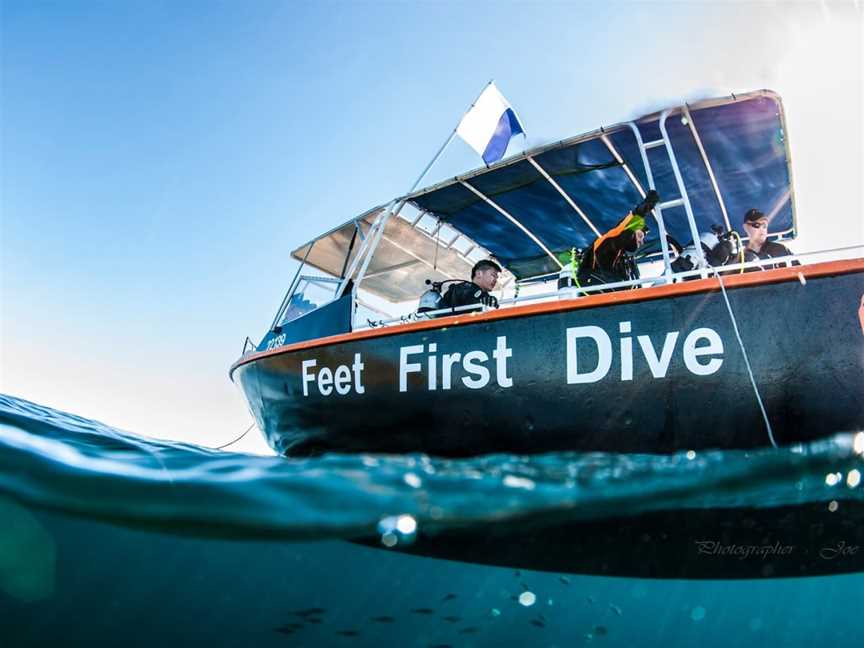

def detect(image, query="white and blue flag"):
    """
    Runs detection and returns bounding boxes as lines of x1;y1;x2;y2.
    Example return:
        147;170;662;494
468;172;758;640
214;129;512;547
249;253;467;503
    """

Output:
456;82;524;165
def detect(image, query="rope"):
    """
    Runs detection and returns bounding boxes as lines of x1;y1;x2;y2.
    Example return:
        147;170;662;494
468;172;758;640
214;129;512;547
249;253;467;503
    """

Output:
213;422;256;450
712;269;777;448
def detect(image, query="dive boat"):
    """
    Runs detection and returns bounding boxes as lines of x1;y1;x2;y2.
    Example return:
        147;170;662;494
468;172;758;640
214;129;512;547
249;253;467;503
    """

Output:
231;89;864;459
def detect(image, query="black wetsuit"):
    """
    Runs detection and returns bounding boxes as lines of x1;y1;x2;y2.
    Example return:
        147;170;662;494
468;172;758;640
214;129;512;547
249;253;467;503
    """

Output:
438;281;496;313
577;229;641;288
740;241;799;271
576;195;656;290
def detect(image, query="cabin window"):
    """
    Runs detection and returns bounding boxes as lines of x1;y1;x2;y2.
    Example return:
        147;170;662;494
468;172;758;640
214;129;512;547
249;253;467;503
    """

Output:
270;238;348;330
280;276;341;326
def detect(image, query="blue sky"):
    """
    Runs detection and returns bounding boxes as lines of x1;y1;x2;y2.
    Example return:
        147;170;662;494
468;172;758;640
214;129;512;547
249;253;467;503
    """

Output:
2;1;861;452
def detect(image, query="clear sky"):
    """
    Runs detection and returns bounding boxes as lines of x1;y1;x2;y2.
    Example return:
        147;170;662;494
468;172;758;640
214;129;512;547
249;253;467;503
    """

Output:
2;1;862;453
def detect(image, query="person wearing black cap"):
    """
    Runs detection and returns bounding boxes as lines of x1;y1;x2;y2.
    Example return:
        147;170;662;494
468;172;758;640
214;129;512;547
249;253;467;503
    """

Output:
737;208;797;270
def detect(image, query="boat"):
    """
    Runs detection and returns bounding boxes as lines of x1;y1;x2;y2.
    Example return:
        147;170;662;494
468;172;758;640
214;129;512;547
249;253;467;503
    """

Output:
230;89;864;459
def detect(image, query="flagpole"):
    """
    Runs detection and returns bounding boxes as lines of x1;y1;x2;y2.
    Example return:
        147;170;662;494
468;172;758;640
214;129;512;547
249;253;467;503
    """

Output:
338;80;497;299
405;131;458;196
403;79;495;196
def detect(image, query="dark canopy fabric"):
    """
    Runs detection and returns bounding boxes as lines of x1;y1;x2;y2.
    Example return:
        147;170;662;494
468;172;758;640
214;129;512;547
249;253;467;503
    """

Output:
409;91;795;278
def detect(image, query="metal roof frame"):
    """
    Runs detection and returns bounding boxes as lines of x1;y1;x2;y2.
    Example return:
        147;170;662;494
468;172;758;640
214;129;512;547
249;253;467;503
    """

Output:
277;89;797;323
401;89;788;204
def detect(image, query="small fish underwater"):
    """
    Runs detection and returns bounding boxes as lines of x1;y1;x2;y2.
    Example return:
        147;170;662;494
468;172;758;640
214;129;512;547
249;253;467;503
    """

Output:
1;393;863;646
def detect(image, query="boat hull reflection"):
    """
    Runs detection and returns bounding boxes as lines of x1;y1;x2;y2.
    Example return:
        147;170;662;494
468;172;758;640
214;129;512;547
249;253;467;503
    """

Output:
355;500;864;579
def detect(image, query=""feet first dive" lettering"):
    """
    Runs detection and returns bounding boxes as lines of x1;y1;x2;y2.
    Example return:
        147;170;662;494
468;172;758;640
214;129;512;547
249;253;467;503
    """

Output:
298;321;724;397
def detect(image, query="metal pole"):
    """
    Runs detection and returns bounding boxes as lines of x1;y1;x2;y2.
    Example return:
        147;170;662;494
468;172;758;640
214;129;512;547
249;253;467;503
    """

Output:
601;133;647;198
658;109;708;272
339;224;360;279
626;122;674;279
336;203;394;298
380;233;460;279
341;79;498;305
682;105;731;231
349;210;392;307
402;80;495;197
459;180;563;269
527;156;601;237
269;242;313;331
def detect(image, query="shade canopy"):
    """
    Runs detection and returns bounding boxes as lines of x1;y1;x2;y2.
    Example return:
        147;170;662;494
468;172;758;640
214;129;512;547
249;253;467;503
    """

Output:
293;90;795;300
291;207;477;303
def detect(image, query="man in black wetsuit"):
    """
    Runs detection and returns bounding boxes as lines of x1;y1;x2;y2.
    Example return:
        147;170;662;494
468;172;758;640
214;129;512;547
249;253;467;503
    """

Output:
577;190;659;289
737;208;797;270
439;259;501;312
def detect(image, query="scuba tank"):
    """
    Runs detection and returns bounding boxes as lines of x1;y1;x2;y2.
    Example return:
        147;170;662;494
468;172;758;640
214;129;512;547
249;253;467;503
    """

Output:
417;278;499;316
671;224;740;273
417;279;445;313
671;231;716;273
557;247;582;289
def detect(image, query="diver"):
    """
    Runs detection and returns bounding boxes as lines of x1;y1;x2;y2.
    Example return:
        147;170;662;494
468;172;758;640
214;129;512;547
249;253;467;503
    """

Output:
670;209;796;278
417;259;501;316
734;208;798;270
577;190;659;290
437;259;501;313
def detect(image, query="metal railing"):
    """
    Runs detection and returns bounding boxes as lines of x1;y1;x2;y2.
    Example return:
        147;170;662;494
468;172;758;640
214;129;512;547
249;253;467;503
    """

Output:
353;244;863;331
245;243;863;349
241;336;257;356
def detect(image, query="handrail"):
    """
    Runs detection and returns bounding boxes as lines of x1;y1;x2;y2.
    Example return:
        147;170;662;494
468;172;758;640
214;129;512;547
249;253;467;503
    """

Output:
626;121;675;279
353;244;864;330
659;109;707;274
364;300;504;327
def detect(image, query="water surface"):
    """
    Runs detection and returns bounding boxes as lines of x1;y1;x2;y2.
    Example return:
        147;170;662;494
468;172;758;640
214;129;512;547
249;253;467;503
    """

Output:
1;394;862;646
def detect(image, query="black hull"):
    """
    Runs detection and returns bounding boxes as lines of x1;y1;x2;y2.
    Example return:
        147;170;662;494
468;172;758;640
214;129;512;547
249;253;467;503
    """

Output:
353;501;864;579
233;260;864;457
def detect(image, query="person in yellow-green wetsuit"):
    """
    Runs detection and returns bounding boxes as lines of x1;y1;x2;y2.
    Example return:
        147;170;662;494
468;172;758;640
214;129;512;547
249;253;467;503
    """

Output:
577;190;659;290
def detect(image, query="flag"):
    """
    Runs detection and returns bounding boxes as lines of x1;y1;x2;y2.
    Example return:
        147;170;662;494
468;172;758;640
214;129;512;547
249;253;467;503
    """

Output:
456;82;524;165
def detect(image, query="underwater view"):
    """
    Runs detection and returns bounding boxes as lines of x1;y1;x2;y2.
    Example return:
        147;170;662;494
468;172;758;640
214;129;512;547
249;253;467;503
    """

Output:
4;1;864;646
1;393;863;646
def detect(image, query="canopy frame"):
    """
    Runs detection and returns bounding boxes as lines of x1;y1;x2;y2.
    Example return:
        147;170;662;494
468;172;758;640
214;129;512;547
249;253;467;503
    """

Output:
625;119;678;277
659;108;707;273
600;133;647;199
526;155;601;237
271;90;796;333
458;180;563;269
682;104;732;232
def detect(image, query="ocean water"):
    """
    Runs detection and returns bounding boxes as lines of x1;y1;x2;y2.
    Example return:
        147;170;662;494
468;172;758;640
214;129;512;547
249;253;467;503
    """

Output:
1;393;863;647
